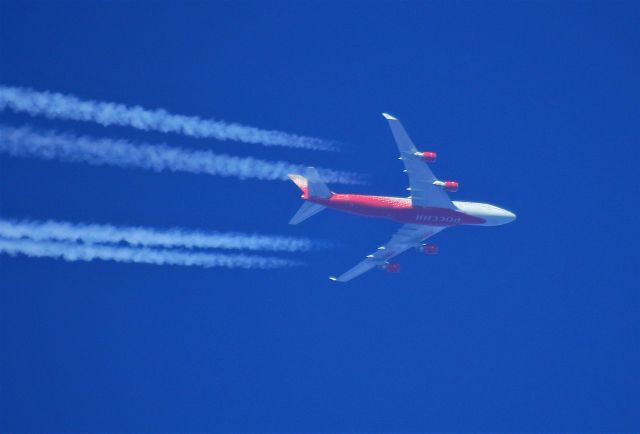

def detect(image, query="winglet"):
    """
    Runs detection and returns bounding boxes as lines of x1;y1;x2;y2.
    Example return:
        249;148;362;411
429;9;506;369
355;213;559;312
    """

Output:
382;112;398;121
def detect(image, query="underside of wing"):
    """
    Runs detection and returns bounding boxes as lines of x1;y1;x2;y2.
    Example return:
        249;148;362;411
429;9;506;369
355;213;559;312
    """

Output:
382;113;453;209
329;260;379;283
330;224;445;282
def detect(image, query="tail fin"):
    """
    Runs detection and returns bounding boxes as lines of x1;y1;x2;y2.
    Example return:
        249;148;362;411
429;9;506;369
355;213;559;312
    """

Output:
288;167;331;199
288;167;331;225
288;174;309;199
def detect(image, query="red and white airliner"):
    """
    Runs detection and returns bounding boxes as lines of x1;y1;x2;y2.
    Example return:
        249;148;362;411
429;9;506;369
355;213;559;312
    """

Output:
288;113;516;282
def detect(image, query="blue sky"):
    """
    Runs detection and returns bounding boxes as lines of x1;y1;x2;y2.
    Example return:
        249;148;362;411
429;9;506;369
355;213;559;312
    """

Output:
1;0;639;431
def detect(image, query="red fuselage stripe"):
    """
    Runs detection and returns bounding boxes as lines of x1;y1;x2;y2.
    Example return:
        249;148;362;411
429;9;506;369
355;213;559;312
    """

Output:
311;194;485;226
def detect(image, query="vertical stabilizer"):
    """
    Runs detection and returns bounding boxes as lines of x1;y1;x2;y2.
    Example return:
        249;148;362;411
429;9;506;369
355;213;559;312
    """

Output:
302;167;331;199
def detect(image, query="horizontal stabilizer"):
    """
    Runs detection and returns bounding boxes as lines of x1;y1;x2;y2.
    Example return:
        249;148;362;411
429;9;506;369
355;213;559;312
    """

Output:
289;201;326;225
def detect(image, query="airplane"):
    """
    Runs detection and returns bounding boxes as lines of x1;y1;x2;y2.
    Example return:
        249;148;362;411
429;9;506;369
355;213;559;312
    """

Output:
288;113;516;282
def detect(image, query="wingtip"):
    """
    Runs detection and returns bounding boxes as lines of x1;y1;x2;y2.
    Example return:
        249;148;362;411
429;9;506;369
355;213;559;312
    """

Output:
382;112;398;120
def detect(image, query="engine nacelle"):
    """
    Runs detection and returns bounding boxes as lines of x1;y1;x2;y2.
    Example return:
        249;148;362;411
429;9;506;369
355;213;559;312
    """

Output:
382;262;400;273
419;244;439;255
433;180;459;192
414;151;437;163
444;181;459;192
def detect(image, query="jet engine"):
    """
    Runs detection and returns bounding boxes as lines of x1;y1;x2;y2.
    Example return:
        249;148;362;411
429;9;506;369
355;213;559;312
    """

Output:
419;244;439;255
414;151;437;163
444;181;459;192
381;262;400;273
433;180;459;192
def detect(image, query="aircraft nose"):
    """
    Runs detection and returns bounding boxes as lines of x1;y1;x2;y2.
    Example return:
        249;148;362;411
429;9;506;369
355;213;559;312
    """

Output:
503;209;516;222
491;207;516;225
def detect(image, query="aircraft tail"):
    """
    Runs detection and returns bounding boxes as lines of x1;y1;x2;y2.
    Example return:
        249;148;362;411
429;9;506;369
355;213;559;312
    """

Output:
288;167;332;199
288;167;331;225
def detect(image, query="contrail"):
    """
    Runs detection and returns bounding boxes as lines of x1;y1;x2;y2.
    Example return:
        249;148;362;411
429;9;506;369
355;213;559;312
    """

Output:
0;124;365;185
0;85;335;151
0;218;327;252
0;237;300;269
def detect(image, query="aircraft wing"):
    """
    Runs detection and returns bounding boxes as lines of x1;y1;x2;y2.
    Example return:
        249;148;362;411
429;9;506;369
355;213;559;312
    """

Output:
382;113;453;209
329;224;445;282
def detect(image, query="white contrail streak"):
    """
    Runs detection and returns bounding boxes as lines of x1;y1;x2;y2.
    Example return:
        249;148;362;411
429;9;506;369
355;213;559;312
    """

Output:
0;125;365;185
0;85;335;151
0;218;326;252
0;237;300;269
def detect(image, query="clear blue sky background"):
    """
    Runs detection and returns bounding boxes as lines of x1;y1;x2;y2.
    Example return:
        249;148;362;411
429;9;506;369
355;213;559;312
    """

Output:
1;1;638;431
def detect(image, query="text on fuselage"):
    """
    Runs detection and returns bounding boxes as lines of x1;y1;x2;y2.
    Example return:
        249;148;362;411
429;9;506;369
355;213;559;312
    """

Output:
416;215;461;224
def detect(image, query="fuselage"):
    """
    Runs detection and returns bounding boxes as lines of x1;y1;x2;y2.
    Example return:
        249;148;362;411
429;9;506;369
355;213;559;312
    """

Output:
310;193;516;227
